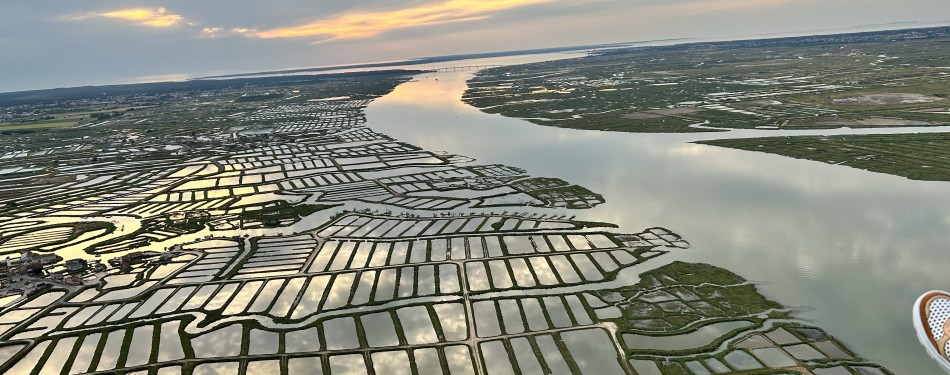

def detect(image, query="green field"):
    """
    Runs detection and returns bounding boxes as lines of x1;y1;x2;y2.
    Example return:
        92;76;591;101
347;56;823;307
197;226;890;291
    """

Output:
0;48;905;374
698;132;950;181
463;27;950;133
0;117;79;131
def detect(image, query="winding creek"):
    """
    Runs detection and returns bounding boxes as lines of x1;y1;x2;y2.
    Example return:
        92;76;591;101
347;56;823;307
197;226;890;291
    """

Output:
365;59;950;374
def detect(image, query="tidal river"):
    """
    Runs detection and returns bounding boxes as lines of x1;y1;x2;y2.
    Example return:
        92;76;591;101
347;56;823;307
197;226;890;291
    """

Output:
365;58;950;374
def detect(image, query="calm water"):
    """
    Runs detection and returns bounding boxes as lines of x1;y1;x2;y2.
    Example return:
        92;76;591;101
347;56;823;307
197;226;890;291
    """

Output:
366;67;950;374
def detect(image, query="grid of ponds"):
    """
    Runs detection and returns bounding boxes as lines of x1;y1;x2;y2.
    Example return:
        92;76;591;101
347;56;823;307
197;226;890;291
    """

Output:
0;71;894;374
0;211;891;374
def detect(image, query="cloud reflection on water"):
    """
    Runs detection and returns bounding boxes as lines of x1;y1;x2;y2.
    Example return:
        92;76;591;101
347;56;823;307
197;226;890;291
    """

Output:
366;69;950;374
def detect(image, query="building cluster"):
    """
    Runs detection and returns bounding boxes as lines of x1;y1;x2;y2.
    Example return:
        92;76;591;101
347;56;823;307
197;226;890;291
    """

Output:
0;251;105;287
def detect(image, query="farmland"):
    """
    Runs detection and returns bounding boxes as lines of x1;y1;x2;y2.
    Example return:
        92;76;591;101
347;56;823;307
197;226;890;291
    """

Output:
0;59;896;374
464;27;950;133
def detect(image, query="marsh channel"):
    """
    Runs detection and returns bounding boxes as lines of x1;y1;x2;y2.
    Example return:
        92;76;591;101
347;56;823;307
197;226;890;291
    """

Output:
359;52;950;374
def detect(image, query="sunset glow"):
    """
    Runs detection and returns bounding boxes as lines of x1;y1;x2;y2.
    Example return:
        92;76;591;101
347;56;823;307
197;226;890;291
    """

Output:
99;7;184;28
253;0;554;41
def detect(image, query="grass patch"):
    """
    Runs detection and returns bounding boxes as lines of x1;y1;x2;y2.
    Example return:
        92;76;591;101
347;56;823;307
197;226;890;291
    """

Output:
464;28;950;134
698;132;950;181
0;118;79;131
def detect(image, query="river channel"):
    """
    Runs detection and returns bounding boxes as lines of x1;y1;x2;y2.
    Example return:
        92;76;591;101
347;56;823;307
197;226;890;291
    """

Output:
365;58;950;374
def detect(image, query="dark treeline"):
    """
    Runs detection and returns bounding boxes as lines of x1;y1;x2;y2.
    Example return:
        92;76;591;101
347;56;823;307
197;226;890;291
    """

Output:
0;70;421;107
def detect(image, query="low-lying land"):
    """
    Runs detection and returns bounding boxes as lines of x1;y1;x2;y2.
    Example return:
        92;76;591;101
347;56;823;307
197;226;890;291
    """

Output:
0;64;894;373
463;27;950;133
0;212;891;375
698;132;950;181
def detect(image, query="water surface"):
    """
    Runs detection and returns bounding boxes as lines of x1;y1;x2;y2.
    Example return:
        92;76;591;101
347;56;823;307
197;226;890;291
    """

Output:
365;63;950;374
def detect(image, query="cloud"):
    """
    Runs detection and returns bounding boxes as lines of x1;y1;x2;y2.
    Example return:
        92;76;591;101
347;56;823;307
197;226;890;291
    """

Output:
64;7;185;28
101;7;184;27
251;0;556;41
200;27;225;38
200;26;260;39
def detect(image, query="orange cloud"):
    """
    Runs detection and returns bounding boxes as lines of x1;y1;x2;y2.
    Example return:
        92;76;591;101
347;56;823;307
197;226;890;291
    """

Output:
69;8;185;27
252;0;554;41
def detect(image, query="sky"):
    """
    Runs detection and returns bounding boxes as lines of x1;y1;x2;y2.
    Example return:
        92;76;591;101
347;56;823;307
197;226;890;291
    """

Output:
1;0;949;93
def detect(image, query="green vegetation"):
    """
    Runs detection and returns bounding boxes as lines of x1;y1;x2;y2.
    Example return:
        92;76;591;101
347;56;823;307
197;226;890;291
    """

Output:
699;132;950;181
0;117;79;131
609;261;782;335
164;211;213;232
238;203;340;227
510;177;605;209
464;27;950;133
0;41;903;374
613;262;890;374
